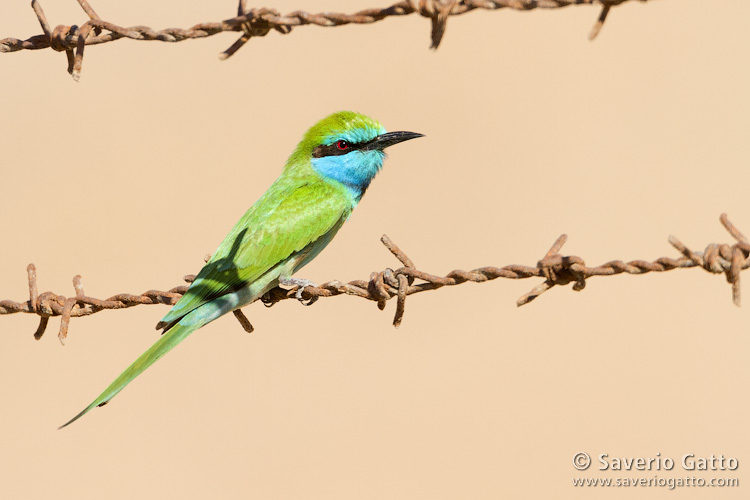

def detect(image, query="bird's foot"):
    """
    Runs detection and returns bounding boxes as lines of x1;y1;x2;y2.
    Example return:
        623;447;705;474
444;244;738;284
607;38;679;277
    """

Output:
279;277;319;306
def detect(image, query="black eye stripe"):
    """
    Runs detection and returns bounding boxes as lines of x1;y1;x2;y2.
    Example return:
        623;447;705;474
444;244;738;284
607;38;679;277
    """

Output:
312;143;349;158
312;138;376;158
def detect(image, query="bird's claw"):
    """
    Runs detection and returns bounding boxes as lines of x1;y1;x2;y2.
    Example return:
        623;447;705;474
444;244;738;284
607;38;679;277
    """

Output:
298;292;318;306
279;277;319;306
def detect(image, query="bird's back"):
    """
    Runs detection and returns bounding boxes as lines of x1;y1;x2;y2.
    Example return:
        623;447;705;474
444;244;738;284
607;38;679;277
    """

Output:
157;166;355;330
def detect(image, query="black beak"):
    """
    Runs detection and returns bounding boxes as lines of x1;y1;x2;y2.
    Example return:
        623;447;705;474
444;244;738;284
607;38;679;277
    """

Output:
364;131;424;151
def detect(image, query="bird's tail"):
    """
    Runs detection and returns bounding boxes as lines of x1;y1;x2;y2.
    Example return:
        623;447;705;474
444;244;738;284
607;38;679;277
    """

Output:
59;277;267;429
58;319;201;429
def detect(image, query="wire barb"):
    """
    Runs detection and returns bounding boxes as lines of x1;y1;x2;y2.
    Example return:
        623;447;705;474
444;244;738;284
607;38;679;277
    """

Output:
588;4;611;40
2;214;748;342
232;309;255;334
2;1;649;79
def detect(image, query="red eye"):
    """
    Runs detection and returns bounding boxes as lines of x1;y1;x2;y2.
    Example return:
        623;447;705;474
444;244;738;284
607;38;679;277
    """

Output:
336;140;349;150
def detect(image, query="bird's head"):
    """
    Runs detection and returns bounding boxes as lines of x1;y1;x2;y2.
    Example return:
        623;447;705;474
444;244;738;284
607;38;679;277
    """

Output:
290;111;423;199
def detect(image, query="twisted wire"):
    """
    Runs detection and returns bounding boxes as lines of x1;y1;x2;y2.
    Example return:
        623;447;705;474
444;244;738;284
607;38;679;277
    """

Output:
2;214;747;345
1;0;647;79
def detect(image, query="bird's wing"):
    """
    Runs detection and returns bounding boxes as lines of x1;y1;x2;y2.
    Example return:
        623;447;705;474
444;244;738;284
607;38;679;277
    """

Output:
59;180;352;428
158;179;351;330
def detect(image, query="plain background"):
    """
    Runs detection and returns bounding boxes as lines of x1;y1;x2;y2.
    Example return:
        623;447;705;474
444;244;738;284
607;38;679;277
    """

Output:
1;1;748;498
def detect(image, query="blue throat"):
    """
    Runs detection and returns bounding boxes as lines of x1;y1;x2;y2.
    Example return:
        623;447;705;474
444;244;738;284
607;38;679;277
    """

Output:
311;149;385;201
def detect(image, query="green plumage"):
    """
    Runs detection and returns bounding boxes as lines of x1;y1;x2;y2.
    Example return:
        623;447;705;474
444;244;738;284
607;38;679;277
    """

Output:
158;177;352;330
59;111;422;428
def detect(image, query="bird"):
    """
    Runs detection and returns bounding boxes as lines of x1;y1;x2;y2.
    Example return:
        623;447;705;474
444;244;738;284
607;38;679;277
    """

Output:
59;111;423;428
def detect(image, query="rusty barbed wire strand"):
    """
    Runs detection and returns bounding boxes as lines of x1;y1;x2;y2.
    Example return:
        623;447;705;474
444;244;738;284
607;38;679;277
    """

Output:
1;214;748;344
1;0;648;80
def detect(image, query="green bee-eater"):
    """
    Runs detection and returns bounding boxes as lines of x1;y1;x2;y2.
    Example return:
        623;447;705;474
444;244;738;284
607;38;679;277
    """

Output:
60;111;422;428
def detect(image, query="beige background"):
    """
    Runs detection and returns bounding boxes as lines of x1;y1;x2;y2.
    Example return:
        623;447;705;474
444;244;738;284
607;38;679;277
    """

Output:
1;1;748;498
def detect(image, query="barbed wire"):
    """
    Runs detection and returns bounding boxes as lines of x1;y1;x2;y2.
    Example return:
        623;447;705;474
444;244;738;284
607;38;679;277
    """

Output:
0;0;647;80
1;214;747;345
